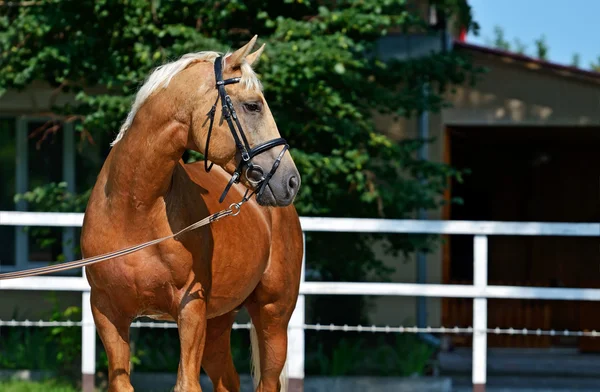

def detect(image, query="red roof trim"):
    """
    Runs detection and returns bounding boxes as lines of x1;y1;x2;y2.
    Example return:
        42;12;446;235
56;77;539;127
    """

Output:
454;41;600;81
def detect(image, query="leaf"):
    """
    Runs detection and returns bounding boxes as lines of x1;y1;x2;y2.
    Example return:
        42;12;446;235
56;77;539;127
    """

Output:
333;63;346;74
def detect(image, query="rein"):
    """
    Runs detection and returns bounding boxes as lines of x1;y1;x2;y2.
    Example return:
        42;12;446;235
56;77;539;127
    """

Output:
0;200;247;281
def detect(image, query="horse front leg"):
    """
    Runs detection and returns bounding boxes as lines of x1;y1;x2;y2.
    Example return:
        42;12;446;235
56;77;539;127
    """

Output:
246;292;297;392
175;284;208;392
91;291;135;392
245;210;303;392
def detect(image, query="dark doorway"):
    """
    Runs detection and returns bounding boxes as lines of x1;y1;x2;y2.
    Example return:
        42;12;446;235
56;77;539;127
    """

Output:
444;126;600;348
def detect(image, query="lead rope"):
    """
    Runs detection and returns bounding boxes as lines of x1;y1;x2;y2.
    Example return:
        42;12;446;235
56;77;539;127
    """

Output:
0;199;249;281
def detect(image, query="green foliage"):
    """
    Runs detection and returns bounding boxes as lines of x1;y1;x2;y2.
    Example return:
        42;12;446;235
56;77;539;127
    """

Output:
513;38;526;55
489;25;510;51
128;329;180;373
572;53;581;68
0;298;82;377
13;182;89;213
534;35;548;60
305;333;436;376
0;325;56;371
487;26;550;61
0;379;79;392
590;56;600;72
44;296;82;377
2;0;480;326
0;318;121;377
229;329;252;374
126;328;251;374
14;182;89;260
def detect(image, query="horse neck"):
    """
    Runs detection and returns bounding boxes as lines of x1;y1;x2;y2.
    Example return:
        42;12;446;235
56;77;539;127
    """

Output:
106;94;190;211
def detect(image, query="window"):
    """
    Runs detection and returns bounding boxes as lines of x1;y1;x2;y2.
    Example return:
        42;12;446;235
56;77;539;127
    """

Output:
0;117;77;273
26;120;66;263
0;118;16;266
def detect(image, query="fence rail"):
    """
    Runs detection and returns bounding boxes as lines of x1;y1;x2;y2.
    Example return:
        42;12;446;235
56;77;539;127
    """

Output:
2;211;599;235
1;210;598;392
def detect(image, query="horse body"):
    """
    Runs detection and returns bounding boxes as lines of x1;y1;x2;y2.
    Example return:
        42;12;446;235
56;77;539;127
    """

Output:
84;159;290;314
81;37;303;392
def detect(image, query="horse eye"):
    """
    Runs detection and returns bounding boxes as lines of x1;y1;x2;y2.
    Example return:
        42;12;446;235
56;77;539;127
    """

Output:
243;102;261;113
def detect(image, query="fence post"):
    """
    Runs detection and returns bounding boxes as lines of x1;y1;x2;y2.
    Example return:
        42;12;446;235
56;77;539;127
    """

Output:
472;235;488;392
82;288;96;392
287;233;306;392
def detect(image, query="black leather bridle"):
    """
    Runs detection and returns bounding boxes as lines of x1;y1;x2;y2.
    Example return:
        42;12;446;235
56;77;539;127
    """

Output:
203;56;289;203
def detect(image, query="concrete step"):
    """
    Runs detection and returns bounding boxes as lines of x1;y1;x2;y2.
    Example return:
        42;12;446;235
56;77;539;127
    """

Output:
440;348;600;377
130;374;454;392
451;375;600;392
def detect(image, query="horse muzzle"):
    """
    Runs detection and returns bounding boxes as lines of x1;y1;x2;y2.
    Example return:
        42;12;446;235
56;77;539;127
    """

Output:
255;167;300;207
248;148;300;207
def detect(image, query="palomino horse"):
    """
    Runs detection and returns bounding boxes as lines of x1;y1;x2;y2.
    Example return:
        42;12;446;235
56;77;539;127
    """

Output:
80;36;303;392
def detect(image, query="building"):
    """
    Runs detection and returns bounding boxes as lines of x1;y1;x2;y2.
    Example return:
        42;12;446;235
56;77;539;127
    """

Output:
372;39;600;351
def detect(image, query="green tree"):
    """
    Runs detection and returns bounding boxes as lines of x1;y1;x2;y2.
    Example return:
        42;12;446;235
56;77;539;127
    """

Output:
513;38;527;55
572;53;581;68
1;0;480;331
488;27;556;63
590;56;600;72
534;34;549;60
489;25;511;51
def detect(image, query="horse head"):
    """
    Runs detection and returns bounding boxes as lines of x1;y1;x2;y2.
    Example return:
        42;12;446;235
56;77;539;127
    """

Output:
111;35;300;207
187;36;301;207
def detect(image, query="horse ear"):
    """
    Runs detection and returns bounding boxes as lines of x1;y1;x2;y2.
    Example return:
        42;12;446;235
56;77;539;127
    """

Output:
245;43;265;67
225;35;258;70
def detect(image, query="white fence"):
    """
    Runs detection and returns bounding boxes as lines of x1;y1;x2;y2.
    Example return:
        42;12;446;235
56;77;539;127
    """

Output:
1;211;599;392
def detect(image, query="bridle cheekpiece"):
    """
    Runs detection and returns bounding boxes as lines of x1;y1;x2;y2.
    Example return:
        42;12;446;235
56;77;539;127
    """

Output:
203;56;289;204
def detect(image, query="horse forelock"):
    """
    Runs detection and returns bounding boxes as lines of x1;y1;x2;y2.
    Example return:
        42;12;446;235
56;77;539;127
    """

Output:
111;51;262;147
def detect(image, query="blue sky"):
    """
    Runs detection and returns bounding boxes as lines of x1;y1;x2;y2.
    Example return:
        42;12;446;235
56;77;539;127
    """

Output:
466;0;600;69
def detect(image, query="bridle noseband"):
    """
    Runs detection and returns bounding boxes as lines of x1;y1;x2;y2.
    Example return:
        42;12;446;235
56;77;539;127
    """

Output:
203;56;289;203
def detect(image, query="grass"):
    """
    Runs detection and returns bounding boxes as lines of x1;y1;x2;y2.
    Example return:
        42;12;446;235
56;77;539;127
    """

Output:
0;380;80;392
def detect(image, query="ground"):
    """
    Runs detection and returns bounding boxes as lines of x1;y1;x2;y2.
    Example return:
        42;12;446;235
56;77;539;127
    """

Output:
0;379;80;392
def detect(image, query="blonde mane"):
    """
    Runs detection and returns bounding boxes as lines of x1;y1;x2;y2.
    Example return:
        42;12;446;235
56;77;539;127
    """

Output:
111;51;262;146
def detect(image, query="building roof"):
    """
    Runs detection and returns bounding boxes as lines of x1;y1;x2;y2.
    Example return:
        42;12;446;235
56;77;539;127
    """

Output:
454;41;600;85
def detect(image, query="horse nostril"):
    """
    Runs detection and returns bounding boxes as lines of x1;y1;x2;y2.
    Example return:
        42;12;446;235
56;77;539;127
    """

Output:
288;175;299;190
